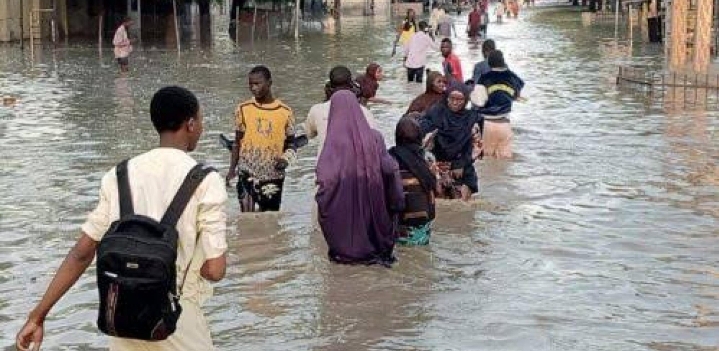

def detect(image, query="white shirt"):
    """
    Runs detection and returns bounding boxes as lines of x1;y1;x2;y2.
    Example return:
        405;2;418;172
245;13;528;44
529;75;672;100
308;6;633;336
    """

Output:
305;100;376;156
404;32;439;69
113;25;133;58
82;148;228;305
429;8;445;30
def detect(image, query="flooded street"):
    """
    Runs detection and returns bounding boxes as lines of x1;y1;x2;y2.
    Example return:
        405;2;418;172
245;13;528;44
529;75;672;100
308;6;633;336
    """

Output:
2;7;719;350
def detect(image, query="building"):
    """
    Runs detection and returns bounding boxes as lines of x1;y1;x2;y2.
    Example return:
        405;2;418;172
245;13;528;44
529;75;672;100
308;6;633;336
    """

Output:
662;0;719;70
0;0;213;43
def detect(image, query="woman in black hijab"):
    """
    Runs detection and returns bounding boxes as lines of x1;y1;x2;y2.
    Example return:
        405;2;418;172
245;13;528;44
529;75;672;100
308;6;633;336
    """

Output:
419;81;483;200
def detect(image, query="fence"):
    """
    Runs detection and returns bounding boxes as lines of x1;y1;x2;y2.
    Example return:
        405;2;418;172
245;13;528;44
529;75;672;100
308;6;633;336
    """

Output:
587;10;632;24
617;65;719;108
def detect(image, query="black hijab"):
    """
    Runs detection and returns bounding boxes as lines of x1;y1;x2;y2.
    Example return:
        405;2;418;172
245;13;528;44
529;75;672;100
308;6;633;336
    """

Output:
424;81;477;161
389;117;436;193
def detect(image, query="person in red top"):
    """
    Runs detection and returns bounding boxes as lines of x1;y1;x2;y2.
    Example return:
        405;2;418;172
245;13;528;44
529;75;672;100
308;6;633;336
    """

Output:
467;4;482;44
441;38;463;83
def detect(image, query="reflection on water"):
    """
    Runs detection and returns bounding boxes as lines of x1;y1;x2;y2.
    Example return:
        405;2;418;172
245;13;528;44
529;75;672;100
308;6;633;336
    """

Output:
2;8;719;351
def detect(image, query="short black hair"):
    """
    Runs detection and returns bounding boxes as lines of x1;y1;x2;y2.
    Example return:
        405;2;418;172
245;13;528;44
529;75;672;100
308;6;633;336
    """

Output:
249;65;271;81
418;21;429;31
482;39;496;54
329;66;353;87
487;50;506;68
441;38;452;45
150;86;199;133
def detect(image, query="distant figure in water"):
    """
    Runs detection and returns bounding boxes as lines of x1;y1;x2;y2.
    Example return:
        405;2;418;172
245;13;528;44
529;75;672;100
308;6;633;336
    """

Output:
508;0;520;18
402;21;438;83
406;70;446;115
392;9;417;56
420;81;482;200
113;17;133;73
467;4;482;43
316;90;404;266
495;1;506;23
356;63;391;105
389;117;438;245
435;12;457;39
441;38;464;83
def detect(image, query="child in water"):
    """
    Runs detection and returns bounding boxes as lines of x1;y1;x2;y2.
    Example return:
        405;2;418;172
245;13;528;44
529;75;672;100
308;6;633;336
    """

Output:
389;116;438;245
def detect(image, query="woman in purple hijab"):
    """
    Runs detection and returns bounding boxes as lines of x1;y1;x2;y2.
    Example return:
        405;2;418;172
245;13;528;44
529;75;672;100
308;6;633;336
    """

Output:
316;90;405;267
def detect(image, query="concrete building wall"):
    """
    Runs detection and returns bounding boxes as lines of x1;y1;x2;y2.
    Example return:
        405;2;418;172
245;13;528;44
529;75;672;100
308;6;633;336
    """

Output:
0;0;55;42
327;0;392;15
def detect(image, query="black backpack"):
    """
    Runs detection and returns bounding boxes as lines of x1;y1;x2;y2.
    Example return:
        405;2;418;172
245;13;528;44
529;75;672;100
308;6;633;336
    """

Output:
96;159;215;341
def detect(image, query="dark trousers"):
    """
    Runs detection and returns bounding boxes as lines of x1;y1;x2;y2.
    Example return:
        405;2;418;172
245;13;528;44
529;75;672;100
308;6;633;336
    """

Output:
648;17;662;43
237;176;285;212
407;66;425;83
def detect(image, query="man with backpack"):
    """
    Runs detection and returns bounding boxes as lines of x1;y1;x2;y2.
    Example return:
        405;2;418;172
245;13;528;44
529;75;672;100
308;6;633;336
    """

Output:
16;86;228;351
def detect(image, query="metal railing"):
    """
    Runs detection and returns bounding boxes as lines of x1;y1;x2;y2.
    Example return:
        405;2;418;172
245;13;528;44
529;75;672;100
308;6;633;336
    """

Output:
617;65;719;108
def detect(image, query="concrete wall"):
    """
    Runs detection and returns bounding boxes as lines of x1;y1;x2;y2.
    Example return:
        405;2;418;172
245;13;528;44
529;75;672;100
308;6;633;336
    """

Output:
0;0;54;42
0;0;26;42
391;2;422;15
328;0;392;15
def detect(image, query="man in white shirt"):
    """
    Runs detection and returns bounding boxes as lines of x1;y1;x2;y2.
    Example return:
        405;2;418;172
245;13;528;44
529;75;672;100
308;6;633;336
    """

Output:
403;21;439;83
113;17;133;73
429;3;445;33
305;66;376;157
16;86;228;351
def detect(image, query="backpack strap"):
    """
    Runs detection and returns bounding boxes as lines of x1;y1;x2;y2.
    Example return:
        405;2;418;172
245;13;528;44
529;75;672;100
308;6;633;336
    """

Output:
160;164;216;227
161;164;216;296
116;159;134;217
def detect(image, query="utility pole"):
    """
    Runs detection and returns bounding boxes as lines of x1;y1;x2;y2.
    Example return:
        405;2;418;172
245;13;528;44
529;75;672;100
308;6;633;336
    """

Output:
693;0;713;72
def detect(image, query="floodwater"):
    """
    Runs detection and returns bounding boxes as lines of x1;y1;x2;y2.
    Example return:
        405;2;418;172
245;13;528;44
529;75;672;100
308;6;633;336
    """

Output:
2;7;719;351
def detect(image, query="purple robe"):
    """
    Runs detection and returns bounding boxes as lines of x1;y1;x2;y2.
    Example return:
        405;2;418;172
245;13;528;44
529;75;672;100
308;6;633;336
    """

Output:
316;90;405;266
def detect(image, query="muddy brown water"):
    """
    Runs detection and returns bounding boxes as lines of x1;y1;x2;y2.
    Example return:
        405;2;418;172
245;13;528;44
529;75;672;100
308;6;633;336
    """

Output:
1;7;719;351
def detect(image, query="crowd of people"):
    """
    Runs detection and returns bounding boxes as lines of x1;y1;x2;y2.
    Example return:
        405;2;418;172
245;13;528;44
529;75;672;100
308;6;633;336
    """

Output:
15;5;526;351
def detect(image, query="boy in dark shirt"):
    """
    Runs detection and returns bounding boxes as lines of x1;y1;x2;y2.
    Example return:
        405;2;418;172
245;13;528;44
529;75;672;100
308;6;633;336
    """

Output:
474;50;524;159
476;50;524;118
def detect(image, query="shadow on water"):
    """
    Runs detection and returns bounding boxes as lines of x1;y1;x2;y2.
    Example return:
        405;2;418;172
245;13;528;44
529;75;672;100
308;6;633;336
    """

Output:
1;7;719;351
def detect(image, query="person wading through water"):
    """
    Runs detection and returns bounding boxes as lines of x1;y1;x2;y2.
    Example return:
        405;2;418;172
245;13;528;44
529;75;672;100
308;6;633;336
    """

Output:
113;17;134;73
472;50;524;159
15;86;228;351
306;66;376;158
420;81;483;200
392;9;418;56
226;66;298;212
389;117;438;245
356;63;391;105
316;90;404;266
402;21;439;83
406;70;447;115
